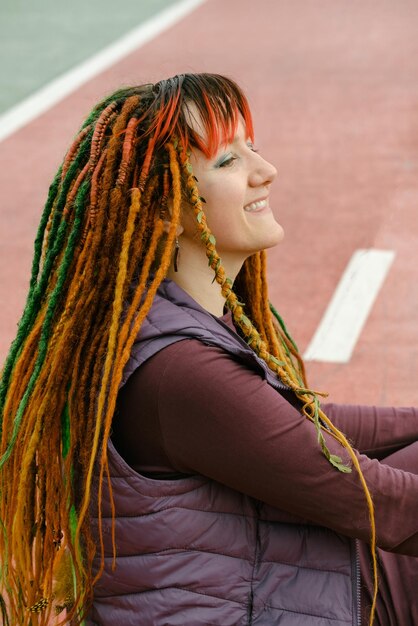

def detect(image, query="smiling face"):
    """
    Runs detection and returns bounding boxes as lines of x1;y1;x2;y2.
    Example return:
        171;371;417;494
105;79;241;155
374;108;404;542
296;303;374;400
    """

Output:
181;111;284;265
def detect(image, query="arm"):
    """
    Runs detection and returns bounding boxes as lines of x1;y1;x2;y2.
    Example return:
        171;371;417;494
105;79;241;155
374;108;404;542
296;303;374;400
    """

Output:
154;341;418;556
321;402;418;459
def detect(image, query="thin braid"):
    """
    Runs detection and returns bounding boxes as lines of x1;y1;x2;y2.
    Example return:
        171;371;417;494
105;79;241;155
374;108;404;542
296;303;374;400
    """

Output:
138;138;155;190
90;149;107;210
257;251;280;350
64;162;90;217
61;125;92;181
47;227;93;356
124;174;159;288
116;117;139;186
317;409;378;616
258;251;307;385
31;168;63;291
89;101;119;173
80;148;108;245
244;254;269;342
42;137;91;256
0;305;47;443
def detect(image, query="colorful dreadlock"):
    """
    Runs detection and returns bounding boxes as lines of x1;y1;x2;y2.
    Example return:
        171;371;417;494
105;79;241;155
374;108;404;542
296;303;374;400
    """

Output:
0;73;378;625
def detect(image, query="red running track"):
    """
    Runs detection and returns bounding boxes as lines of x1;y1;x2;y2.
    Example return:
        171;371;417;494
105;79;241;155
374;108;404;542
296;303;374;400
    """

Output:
1;0;418;405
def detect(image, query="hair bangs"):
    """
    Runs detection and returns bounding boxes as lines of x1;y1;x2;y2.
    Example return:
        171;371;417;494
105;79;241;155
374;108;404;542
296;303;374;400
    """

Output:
124;74;254;160
177;74;254;158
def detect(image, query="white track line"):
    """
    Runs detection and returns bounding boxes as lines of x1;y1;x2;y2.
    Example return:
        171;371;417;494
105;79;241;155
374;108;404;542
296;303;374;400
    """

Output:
0;0;207;144
304;249;395;363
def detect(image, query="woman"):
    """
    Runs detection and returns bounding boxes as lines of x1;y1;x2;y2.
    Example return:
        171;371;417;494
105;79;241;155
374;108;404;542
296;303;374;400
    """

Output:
0;73;417;626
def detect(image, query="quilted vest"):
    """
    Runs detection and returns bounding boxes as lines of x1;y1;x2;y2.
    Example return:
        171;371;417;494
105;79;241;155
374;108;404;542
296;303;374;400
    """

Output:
87;279;360;626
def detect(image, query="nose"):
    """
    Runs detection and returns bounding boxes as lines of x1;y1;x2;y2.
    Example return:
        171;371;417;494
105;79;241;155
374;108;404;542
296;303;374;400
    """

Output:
248;152;278;188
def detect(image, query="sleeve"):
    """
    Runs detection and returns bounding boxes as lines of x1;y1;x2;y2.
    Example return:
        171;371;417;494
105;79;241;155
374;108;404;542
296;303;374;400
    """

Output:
321;402;418;459
155;340;418;556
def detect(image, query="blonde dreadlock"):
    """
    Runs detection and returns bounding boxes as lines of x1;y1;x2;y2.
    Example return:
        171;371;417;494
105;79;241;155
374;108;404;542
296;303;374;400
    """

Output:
0;73;378;625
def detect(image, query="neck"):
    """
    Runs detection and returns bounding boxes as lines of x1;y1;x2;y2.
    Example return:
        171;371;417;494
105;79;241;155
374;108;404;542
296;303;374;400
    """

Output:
166;241;245;317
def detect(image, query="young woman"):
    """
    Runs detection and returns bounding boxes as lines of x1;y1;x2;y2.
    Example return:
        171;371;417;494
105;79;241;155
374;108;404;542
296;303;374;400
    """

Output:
0;73;417;626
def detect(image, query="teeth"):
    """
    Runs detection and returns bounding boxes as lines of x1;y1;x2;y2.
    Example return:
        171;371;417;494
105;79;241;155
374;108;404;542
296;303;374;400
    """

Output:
244;199;268;212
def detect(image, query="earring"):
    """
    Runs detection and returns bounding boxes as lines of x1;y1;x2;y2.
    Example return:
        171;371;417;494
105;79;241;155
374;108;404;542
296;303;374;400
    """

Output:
173;237;180;272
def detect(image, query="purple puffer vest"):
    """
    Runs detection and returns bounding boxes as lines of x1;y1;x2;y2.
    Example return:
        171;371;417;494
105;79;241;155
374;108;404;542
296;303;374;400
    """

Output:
87;279;360;626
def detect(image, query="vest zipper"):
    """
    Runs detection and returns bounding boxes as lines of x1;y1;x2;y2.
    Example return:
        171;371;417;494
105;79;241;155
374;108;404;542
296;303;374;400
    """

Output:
354;540;361;626
248;501;262;625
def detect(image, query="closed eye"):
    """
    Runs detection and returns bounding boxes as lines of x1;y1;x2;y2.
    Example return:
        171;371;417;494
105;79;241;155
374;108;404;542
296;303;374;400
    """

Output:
217;154;238;168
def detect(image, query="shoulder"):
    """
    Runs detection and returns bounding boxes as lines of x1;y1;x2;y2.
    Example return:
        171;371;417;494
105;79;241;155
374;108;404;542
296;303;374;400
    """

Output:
131;336;260;388
122;336;271;415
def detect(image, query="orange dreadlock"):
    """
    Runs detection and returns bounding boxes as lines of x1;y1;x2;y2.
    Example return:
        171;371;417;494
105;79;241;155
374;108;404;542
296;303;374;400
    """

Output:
0;73;378;626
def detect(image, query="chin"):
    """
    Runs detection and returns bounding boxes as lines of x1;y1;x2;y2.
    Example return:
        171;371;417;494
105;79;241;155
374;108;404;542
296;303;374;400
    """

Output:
262;222;285;250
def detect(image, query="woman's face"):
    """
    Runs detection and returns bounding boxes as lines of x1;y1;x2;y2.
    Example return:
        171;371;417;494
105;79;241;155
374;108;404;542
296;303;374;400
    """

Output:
182;112;284;261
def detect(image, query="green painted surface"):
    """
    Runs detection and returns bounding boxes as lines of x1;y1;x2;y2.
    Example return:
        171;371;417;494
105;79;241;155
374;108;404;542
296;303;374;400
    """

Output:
0;0;180;115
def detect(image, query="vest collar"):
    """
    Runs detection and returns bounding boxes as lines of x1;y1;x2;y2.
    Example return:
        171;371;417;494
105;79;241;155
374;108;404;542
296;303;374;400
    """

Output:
123;278;289;392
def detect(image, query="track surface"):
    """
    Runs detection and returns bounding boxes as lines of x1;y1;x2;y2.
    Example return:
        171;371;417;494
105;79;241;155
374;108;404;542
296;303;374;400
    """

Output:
1;0;418;405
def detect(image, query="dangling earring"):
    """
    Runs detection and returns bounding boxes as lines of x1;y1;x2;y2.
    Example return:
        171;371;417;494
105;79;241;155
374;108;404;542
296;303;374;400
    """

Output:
173;237;180;272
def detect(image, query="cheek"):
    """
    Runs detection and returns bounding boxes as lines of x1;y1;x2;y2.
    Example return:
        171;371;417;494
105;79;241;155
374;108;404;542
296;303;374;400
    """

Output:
204;205;239;242
199;181;244;231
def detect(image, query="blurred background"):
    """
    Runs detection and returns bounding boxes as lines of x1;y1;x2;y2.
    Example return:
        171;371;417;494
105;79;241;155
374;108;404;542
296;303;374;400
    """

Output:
1;0;418;405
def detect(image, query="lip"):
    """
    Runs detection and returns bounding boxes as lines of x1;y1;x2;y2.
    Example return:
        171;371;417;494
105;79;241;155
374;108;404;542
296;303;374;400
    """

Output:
243;196;270;214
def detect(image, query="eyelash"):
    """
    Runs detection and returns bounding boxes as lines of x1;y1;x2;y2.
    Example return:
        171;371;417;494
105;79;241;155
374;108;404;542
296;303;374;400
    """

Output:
218;156;238;168
218;144;259;168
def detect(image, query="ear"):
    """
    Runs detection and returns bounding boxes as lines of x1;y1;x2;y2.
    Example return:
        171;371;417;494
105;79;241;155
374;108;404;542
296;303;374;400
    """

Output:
162;194;185;236
163;221;184;236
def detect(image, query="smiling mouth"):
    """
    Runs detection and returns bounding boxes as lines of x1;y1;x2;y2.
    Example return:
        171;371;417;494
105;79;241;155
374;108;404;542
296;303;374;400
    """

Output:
244;199;269;213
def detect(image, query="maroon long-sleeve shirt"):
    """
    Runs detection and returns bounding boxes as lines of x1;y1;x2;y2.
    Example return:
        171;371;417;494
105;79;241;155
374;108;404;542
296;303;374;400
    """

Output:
112;310;418;623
